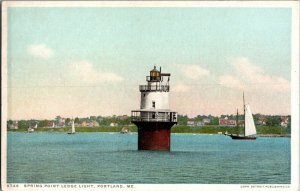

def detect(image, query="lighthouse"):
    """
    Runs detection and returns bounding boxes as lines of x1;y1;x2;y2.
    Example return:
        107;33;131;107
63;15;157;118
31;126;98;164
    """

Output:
131;66;177;151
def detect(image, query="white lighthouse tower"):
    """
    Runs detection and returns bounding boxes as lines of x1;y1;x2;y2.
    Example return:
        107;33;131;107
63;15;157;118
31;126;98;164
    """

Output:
131;66;177;151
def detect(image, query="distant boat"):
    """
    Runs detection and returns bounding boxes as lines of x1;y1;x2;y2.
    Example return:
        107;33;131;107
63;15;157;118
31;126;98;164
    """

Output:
225;93;257;140
67;120;76;134
28;127;34;133
120;127;129;134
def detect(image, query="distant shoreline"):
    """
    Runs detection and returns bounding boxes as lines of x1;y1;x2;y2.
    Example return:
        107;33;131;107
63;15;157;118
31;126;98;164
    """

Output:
6;131;291;138
7;125;290;137
257;134;291;138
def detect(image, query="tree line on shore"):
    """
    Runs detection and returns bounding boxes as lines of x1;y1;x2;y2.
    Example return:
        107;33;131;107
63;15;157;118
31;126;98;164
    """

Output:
7;114;290;135
7;125;290;135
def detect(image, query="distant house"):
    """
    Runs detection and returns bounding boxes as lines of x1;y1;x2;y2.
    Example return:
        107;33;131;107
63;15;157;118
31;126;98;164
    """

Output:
202;118;211;125
8;121;18;129
257;116;267;125
110;122;118;127
67;121;73;126
196;121;204;126
90;121;99;127
187;120;203;127
57;122;65;127
280;121;288;128
81;121;88;127
118;115;129;120
187;120;195;127
55;116;66;127
97;117;103;123
280;116;289;128
80;120;99;127
219;117;236;127
47;121;55;128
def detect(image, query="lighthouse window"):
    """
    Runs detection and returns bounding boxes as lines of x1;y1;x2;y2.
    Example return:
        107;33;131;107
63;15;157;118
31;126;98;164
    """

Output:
152;101;155;108
143;94;145;97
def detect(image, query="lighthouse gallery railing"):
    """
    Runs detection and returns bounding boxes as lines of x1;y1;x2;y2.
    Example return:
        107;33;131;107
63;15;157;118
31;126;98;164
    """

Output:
131;111;177;123
139;85;169;92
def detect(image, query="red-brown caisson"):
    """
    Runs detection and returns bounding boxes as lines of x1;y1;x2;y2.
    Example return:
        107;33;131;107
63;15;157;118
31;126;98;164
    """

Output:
131;66;177;151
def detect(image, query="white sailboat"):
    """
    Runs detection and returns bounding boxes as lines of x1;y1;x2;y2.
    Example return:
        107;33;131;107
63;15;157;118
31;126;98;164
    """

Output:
226;93;257;140
244;104;257;137
27;127;34;133
67;120;76;134
28;123;37;133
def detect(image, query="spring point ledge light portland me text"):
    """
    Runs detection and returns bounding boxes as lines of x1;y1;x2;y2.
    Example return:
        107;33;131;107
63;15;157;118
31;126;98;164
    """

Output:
131;66;177;151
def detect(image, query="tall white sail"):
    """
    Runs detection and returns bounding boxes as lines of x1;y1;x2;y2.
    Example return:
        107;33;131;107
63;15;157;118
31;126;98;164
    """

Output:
71;121;75;133
244;104;256;136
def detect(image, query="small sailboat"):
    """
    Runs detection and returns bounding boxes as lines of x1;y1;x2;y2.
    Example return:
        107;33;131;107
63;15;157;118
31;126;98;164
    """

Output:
28;123;36;133
67;120;76;134
27;127;34;133
120;127;129;134
226;93;257;140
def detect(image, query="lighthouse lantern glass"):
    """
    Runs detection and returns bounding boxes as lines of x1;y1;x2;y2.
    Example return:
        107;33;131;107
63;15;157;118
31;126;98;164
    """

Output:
150;66;160;81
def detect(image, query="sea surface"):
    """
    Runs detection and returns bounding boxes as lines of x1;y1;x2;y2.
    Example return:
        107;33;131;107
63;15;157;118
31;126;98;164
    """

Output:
7;132;290;184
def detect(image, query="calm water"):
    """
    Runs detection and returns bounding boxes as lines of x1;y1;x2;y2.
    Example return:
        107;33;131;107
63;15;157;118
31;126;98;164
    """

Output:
7;132;290;184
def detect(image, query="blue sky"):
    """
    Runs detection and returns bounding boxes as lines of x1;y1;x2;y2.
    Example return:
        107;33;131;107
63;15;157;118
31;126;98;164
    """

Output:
7;7;292;119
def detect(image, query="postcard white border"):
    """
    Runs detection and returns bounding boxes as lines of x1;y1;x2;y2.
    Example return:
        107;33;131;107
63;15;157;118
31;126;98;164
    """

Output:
290;3;300;191
1;1;9;189
2;0;299;8
1;1;299;191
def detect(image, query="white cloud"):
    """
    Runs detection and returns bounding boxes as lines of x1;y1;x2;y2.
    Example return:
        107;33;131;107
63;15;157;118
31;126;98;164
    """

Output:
27;44;54;59
219;57;290;93
68;61;123;84
219;75;243;90
172;84;191;93
177;64;210;80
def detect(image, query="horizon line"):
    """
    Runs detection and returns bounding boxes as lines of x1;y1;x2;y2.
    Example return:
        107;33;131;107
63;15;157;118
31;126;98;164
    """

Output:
7;112;292;121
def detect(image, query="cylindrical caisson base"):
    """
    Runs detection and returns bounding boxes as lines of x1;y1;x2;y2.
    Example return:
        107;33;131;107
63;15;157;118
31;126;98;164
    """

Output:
134;122;176;151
